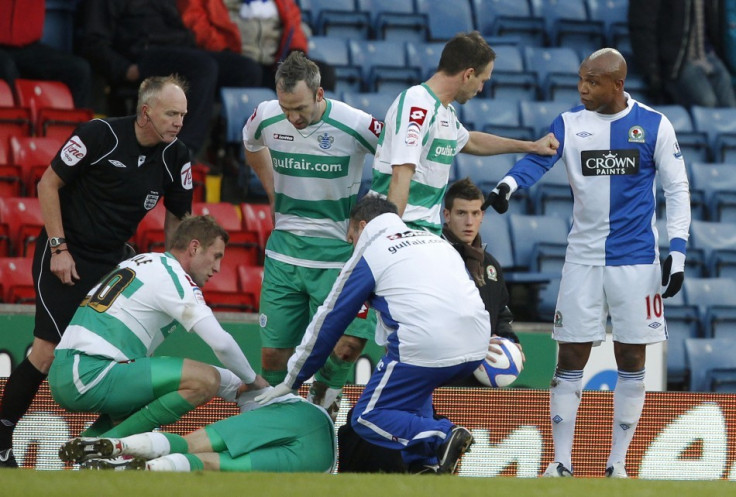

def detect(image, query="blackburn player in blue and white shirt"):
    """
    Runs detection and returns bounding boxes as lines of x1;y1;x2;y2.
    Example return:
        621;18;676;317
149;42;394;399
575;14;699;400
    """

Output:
484;48;691;478
257;195;491;474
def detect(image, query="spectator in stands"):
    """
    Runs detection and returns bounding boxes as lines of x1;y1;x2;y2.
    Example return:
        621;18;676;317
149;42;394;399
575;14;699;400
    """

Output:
629;0;736;107
0;0;92;108
76;0;260;157
177;0;335;91
0;75;193;468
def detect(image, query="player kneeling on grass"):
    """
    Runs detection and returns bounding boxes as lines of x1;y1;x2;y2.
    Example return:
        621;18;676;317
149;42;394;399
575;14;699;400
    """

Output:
64;387;336;473
52;215;268;459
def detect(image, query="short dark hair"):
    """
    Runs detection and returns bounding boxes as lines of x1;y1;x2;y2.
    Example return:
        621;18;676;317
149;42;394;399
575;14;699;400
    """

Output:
444;177;484;210
169;215;229;251
350;195;398;224
137;74;189;115
275;51;321;95
437;31;496;76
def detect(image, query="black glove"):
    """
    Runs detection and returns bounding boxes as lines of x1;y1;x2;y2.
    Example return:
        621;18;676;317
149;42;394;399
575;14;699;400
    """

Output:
661;253;685;298
482;182;511;213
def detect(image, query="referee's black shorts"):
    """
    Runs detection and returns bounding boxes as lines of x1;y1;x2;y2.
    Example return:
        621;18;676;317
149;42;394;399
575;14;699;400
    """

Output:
32;230;132;344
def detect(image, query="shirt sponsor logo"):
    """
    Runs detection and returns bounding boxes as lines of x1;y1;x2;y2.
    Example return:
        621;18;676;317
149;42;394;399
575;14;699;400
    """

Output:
409;106;427;125
426;138;458;164
108;160;126;168
144;193;160;210
274;133;294;141
369;117;383;138
317;132;334;150
181;162;193;190
61;136;86;166
581;149;640;176
270;150;349;178
405;123;420;145
628;125;646;143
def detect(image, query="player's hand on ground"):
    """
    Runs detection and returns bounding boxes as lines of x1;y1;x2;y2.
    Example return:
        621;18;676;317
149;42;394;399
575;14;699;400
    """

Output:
255;382;294;405
50;251;80;286
662;251;685;298
531;132;559;156
482;182;511;213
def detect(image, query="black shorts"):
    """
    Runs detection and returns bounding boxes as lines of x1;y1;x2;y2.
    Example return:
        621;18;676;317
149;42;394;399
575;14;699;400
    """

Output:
32;231;132;343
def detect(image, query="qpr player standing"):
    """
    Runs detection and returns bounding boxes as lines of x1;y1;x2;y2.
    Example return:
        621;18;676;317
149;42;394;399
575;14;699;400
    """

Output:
0;75;193;468
483;48;691;478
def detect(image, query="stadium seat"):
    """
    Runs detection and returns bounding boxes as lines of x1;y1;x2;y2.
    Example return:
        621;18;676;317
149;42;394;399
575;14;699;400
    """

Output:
529;161;573;219
684;337;736;392
237;264;264;310
453;154;525;212
657;105;710;164
405;42;446;80
0;257;35;304
523;46;581;101
462;98;533;140
135;201;167;253
688;219;736;278
219;87;277;145
683;277;736;338
13;79;93;138
341;92;395;121
202;257;257;313
0;197;43;257
484;45;538;103
664;297;702;387
308;37;362;93
519;100;574;138
308;0;371;40
357;0;427;42
690;106;736;162
473;0;546;47
585;0;630;49
0;137;22;198
348;40;420;93
531;0;605;53
478;213;513;269
9;135;64;196
416;0;474;41
192;202;259;266
688;162;736;222
240;202;273;260
508;213;569;273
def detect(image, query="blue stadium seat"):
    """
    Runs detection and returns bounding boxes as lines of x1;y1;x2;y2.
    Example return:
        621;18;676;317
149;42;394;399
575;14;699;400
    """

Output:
508;213;569;272
473;0;546;47
308;37;362;93
690;106;736;162
585;0;630;50
523;46;581;101
683;277;736;338
416;0;474;41
536;276;560;322
688;162;736;222
684;337;736;392
689;219;736;279
530;0;605;54
664;301;702;387
342;91;396;120
405;42;445;80
529;161;573;219
357;0;427;42
219;87;276;144
657;105;709;164
519;100;575;137
485;45;539;102
478;213;514;269
348;40;420;93
309;0;371;39
459;99;532;139
358;154;374;199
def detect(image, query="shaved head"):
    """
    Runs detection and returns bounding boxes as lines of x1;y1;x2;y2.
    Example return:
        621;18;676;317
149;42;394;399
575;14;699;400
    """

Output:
583;48;627;81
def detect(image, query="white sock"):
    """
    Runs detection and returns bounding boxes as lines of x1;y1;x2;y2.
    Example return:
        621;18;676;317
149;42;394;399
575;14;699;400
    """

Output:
549;369;583;470
121;432;170;458
146;454;191;472
607;369;645;467
214;366;241;402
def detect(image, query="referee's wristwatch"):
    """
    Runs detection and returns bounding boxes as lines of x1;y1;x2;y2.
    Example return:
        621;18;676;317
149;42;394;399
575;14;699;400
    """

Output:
49;237;66;248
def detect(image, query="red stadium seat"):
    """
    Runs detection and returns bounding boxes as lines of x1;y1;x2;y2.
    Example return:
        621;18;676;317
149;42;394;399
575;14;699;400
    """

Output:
0;257;35;303
13;79;93;137
240;202;273;259
237;264;263;310
192;202;259;266
0;80;16;106
0;197;44;257
202;257;257;313
0;138;22;197
9;136;63;196
135;201;167;253
190;162;208;203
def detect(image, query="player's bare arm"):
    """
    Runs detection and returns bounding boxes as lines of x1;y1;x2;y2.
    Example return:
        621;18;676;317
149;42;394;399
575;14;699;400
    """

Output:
37;167;79;285
387;163;416;216
461;131;559;156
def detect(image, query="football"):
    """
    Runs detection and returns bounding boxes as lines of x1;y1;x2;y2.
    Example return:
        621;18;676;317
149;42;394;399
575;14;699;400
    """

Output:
473;337;524;387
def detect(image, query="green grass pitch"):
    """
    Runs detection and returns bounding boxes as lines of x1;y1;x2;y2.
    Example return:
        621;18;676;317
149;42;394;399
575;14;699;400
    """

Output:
2;470;734;497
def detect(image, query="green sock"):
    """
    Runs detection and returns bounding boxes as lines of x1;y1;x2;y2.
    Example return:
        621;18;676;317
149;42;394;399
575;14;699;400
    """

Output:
262;369;287;386
101;392;195;438
185;454;205;471
81;414;114;437
314;353;352;389
162;432;189;454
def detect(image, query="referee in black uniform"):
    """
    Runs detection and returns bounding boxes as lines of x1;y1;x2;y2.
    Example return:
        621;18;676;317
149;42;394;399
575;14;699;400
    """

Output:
0;75;194;468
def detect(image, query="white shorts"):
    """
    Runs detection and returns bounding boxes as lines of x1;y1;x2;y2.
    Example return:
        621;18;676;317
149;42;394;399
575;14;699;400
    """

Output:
552;262;667;345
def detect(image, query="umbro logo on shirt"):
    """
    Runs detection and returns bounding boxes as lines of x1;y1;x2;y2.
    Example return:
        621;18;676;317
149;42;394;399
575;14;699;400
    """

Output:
108;160;126;168
576;131;593;138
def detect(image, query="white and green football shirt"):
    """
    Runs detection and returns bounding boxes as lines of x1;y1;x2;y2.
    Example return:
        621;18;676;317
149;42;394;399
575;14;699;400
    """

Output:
55;252;214;361
243;99;381;268
370;83;469;234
